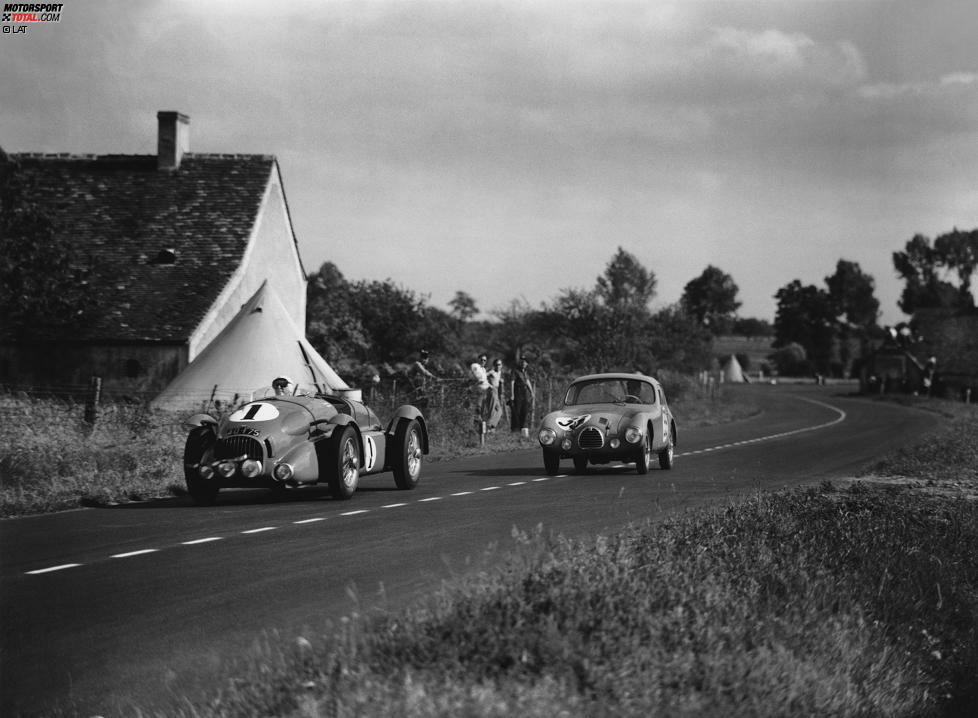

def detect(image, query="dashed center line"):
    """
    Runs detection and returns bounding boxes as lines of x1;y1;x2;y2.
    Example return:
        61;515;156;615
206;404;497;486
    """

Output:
111;549;158;559
23;396;850;577
26;563;81;575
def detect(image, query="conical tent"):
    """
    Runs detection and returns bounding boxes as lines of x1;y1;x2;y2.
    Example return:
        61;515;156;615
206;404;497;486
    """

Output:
723;354;746;383
153;281;349;411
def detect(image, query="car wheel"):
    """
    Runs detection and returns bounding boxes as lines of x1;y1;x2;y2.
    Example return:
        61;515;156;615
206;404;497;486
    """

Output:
658;428;675;470
635;432;651;475
392;419;423;490
183;426;218;506
543;449;560;476
328;426;360;499
573;456;588;474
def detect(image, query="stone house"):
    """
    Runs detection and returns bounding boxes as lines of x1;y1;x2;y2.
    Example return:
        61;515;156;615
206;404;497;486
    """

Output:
1;111;344;404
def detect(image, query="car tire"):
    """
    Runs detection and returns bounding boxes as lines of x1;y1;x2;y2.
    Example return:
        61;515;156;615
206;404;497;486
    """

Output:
327;426;360;500
635;432;651;475
543;449;561;476
183;426;218;506
573;456;588;474
658;427;675;470
392;419;423;490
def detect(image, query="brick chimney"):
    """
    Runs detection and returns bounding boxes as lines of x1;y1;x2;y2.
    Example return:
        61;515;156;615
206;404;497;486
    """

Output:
157;111;190;170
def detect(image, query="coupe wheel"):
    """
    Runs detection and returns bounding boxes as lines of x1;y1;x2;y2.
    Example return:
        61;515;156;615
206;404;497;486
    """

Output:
543;449;560;476
635;432;651;474
392;419;423;490
658;428;675;470
573;456;588;474
183;426;218;505
327;426;360;499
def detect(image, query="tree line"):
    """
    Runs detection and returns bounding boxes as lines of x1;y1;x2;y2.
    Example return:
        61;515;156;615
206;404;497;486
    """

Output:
306;231;977;383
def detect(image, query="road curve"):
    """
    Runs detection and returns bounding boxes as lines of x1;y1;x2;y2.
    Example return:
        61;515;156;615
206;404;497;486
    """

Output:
0;385;937;717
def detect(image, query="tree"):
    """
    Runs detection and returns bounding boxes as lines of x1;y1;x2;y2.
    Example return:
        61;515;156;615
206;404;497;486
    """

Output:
595;246;657;312
306;262;369;366
448;290;479;323
893;230;978;314
824;259;879;327
0;153;103;340
732;317;773;338
773;280;837;373
647;305;713;373
680;265;741;335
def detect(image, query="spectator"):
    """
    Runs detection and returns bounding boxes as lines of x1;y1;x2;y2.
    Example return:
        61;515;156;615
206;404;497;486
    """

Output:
408;349;436;408
469;355;491;437
509;357;535;437
485;358;505;431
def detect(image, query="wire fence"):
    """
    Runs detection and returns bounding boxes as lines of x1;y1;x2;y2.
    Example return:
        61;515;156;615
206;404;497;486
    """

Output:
0;372;580;429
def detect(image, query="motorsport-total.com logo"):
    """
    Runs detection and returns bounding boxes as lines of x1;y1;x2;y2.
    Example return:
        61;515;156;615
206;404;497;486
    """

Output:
2;2;63;34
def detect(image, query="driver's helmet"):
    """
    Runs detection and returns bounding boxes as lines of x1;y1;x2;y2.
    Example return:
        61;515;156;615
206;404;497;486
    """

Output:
272;376;294;396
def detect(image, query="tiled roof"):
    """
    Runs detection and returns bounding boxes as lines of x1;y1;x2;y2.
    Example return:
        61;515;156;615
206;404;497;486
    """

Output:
7;153;275;342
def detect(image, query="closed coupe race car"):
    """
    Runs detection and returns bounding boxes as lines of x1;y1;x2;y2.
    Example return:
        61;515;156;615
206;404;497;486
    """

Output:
182;382;429;504
538;372;677;475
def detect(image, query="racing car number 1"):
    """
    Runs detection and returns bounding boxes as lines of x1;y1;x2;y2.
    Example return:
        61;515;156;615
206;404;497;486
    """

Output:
229;403;280;422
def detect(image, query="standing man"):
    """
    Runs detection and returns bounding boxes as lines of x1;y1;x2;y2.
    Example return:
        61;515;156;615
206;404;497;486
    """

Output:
509;357;535;438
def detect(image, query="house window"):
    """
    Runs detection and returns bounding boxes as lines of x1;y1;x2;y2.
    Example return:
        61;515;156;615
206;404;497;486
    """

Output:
125;359;142;378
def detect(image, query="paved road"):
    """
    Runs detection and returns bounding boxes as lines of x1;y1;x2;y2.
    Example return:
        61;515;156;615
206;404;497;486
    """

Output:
0;384;937;717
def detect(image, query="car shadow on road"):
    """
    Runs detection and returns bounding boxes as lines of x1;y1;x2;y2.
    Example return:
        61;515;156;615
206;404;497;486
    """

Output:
459;463;639;478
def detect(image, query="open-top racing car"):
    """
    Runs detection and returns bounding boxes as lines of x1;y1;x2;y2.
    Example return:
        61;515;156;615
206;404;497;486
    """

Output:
182;383;429;504
537;372;677;475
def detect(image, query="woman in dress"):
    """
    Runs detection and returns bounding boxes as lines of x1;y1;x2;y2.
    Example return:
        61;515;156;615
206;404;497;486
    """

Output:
485;358;505;431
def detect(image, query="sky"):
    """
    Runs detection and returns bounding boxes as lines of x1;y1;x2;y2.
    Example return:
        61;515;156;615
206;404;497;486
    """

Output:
3;0;976;326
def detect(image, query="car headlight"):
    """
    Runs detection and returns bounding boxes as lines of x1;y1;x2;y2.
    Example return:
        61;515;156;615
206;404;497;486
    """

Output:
624;426;643;444
240;459;262;478
539;428;557;446
561;438;573;451
273;463;294;482
197;464;215;480
217;461;237;478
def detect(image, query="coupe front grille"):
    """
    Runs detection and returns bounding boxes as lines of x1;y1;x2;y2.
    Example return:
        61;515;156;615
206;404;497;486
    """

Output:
215;436;264;460
578;427;604;449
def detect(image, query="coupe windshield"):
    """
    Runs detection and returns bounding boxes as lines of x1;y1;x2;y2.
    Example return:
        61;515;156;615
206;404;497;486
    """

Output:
564;378;657;406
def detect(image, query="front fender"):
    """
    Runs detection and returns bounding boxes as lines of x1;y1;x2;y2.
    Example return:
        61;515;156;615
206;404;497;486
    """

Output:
183;413;218;430
386;405;430;455
277;439;319;484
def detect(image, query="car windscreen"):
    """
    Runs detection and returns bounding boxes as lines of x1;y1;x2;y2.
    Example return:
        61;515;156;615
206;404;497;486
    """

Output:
564;379;656;405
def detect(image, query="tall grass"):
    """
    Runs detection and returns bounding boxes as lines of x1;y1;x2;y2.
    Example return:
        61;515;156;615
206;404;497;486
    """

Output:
0;397;186;517
173;486;977;718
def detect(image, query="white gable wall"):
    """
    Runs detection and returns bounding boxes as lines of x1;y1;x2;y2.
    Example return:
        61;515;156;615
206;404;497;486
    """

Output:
188;162;308;361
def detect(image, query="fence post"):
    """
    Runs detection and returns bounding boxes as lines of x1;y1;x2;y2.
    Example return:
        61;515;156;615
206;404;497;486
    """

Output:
84;376;102;425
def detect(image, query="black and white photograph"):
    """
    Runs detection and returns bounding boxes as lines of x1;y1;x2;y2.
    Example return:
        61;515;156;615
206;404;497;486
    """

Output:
2;1;976;716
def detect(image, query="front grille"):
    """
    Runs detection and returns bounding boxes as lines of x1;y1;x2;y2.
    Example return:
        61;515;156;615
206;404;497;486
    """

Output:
215;436;264;460
578;427;604;449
